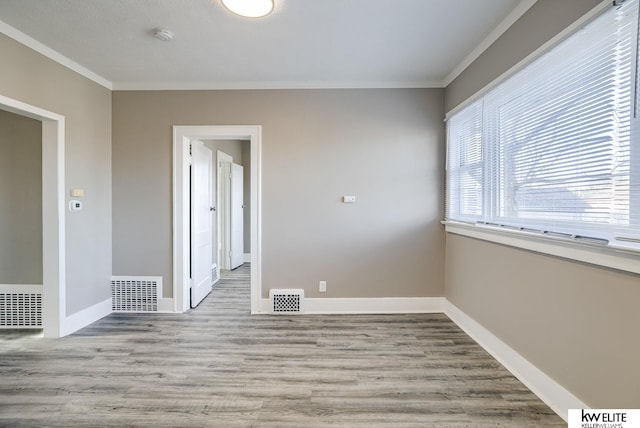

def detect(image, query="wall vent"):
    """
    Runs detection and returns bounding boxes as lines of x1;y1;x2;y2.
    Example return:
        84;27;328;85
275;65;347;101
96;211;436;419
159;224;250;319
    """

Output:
212;264;219;284
111;276;162;312
269;289;304;314
0;285;42;329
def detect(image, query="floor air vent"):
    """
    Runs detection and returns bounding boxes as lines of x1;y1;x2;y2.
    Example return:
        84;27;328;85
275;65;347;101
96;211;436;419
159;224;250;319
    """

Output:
269;289;304;314
0;285;42;329
111;276;161;312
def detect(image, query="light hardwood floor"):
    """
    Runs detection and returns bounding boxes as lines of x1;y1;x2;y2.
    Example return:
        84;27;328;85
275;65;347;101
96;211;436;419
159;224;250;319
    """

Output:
0;265;565;427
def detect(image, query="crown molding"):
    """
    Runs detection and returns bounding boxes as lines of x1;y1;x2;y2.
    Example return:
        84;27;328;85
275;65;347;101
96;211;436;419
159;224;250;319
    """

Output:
112;80;445;91
444;0;538;87
0;20;113;90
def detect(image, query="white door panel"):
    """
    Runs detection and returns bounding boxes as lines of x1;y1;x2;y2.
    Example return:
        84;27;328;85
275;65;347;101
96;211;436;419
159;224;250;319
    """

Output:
230;163;244;269
190;141;213;308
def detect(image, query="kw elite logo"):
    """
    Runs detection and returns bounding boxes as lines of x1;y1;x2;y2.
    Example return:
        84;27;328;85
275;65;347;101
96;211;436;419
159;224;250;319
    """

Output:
569;409;640;428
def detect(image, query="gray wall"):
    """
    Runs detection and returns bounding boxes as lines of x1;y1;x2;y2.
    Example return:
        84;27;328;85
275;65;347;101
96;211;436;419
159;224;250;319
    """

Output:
112;89;445;299
0;34;112;315
0;109;42;284
444;0;639;407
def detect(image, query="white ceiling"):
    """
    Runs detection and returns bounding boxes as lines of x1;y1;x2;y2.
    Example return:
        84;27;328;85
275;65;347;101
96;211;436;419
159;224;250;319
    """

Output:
0;0;535;90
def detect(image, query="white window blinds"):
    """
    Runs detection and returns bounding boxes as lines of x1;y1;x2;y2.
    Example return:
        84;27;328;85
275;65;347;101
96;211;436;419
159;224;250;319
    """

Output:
446;100;483;221
446;0;640;249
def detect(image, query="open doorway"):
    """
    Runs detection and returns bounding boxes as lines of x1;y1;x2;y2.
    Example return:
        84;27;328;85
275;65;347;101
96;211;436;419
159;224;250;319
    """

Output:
0;94;65;338
204;141;250;272
173;126;261;314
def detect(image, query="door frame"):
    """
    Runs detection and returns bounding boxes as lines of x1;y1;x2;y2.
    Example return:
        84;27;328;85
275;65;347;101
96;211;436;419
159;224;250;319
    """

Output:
0;94;66;338
229;162;244;270
216;150;233;270
173;125;261;314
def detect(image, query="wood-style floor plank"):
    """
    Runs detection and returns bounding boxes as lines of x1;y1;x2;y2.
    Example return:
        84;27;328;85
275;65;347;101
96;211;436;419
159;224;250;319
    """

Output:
0;265;565;427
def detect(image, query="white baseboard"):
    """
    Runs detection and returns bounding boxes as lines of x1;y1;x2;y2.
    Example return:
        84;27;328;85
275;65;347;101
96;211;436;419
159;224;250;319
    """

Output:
158;298;175;312
258;297;445;314
0;284;43;293
444;301;586;422
63;297;112;336
243;253;251;263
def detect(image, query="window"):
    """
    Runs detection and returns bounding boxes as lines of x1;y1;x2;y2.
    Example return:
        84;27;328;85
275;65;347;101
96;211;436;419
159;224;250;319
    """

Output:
446;0;640;252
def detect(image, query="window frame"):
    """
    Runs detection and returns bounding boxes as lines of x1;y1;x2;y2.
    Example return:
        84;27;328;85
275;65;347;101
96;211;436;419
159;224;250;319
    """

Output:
444;0;640;274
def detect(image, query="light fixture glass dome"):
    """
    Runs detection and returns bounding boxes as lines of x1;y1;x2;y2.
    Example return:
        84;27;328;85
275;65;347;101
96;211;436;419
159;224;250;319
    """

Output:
221;0;274;18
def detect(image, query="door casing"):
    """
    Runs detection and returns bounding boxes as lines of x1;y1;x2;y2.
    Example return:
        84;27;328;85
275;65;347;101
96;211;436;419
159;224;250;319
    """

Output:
0;94;65;338
229;162;244;269
173;125;261;314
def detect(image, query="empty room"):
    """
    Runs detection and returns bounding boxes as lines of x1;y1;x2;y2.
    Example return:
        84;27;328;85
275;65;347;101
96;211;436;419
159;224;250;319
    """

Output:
0;0;638;426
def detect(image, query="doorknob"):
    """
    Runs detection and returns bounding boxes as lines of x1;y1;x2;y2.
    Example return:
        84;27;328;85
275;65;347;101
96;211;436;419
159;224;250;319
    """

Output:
210;207;216;211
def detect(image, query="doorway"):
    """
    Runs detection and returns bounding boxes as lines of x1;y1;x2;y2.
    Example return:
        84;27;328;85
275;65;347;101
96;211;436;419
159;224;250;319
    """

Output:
173;126;261;314
209;145;248;272
0;94;65;338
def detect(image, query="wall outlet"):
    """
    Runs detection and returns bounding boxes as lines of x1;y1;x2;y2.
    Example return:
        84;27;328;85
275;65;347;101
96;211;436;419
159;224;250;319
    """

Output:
319;281;327;293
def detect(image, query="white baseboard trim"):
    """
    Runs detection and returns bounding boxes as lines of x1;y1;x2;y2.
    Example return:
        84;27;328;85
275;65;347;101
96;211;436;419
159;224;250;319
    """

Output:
243;253;251;263
444;301;586;422
305;297;445;314
158;298;175;313
63;297;112;336
258;297;445;314
0;284;43;293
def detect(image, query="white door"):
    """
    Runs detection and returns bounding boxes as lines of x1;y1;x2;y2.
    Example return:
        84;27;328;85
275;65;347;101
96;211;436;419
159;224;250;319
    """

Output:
190;140;213;308
217;151;233;270
230;163;244;269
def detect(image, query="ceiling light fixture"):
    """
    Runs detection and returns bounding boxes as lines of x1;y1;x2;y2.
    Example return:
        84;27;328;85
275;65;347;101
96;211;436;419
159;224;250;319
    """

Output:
221;0;274;18
153;28;174;41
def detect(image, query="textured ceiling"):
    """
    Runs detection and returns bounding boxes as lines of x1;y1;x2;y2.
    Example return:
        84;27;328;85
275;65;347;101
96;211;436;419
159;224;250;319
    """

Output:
0;0;532;89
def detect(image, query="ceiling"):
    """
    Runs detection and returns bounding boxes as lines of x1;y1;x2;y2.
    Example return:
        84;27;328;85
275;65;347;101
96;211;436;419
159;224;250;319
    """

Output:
0;0;535;90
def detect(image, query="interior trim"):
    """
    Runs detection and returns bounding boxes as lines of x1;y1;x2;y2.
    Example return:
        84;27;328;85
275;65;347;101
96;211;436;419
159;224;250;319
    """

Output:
445;0;610;117
172;125;262;315
63;297;112;336
0;94;66;338
0;20;112;90
444;301;586;422
112;80;445;91
444;221;640;275
444;0;539;86
258;297;446;314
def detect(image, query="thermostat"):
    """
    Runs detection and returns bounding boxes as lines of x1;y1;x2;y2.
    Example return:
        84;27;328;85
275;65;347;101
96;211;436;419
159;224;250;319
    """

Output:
69;200;83;211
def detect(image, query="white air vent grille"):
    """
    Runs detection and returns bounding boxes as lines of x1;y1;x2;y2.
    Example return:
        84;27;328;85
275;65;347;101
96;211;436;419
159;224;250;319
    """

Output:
269;289;304;314
212;264;219;283
0;288;42;328
111;276;162;312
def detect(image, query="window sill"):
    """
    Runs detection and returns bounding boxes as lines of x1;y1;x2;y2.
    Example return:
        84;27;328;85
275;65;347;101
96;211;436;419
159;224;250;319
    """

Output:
443;221;640;276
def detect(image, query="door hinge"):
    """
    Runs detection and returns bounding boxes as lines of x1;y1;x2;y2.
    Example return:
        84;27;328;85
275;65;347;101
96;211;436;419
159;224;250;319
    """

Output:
189;143;192;156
